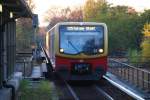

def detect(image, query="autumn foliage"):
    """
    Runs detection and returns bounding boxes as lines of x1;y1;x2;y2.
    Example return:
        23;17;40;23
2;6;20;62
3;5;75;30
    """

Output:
141;23;150;62
45;7;83;29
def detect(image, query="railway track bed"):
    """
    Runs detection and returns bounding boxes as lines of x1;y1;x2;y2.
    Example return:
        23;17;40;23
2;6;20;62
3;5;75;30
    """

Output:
51;76;135;100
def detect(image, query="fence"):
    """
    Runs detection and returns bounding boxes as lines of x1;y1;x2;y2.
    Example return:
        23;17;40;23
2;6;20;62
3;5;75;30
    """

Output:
15;53;33;77
109;56;150;68
108;59;150;92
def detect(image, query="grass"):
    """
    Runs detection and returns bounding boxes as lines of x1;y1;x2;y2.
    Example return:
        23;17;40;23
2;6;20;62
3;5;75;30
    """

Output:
18;80;52;100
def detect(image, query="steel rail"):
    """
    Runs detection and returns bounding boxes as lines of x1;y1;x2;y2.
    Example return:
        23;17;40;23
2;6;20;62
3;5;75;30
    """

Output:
65;82;79;100
94;85;114;100
103;75;145;100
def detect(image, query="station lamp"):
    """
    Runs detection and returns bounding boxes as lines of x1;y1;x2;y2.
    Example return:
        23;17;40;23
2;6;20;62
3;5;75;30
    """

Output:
0;4;2;13
10;12;13;18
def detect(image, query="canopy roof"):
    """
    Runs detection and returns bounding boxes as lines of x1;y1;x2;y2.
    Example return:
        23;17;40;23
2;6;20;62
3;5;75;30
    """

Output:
2;0;33;18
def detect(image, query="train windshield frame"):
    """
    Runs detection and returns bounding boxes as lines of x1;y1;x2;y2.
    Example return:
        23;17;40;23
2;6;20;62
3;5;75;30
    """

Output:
59;25;104;55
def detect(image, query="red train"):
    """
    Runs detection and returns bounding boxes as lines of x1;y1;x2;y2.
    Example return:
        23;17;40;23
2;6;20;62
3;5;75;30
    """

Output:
45;22;108;80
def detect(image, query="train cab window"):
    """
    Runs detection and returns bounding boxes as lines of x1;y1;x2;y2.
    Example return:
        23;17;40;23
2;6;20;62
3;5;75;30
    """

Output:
59;25;104;55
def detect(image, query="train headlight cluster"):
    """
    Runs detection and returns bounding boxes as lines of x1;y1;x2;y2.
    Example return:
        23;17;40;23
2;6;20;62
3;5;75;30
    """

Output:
60;48;64;53
99;49;103;53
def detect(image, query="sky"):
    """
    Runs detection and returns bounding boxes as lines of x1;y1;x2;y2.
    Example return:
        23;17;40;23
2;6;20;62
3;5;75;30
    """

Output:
33;0;150;26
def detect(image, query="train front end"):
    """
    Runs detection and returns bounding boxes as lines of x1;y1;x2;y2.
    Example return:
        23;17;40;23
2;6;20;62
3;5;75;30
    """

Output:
55;22;108;80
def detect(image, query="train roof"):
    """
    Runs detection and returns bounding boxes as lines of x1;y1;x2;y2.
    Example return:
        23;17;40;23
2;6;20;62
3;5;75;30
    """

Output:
56;22;107;26
47;22;107;33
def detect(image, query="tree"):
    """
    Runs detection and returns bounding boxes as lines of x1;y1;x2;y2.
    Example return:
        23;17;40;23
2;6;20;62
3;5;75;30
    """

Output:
141;23;150;62
45;7;83;29
83;0;142;56
16;18;34;51
83;0;109;21
143;23;150;37
139;10;150;24
68;8;83;22
16;0;35;52
83;0;97;21
107;6;141;52
26;0;35;12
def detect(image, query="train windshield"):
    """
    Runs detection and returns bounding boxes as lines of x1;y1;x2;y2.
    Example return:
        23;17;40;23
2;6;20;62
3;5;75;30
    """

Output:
59;25;104;55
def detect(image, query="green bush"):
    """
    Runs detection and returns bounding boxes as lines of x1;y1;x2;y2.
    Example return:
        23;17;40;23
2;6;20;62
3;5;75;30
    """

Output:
19;80;52;100
127;49;141;63
141;39;150;63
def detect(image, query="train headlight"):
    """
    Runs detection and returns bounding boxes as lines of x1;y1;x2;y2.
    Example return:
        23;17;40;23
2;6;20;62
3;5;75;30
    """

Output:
60;48;64;53
0;4;2;12
99;49;103;53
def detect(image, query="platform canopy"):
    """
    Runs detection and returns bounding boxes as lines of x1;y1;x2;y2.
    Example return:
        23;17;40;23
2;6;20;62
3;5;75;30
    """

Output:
2;0;33;18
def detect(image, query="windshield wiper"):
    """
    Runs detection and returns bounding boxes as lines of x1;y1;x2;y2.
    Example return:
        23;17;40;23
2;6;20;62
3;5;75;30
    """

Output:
68;40;80;53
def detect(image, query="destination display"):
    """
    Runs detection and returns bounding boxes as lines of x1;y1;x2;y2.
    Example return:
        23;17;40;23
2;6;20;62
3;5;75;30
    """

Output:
67;26;96;31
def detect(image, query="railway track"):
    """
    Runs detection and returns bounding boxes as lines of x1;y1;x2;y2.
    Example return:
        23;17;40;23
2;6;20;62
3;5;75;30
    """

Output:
66;82;110;100
95;78;135;100
51;76;135;100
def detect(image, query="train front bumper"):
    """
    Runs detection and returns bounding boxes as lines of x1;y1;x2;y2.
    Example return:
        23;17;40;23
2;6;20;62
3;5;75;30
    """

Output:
57;67;106;80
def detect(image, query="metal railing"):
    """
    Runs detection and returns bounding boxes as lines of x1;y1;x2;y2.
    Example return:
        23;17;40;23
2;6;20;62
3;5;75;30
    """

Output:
15;53;33;77
108;59;150;92
109;56;150;66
